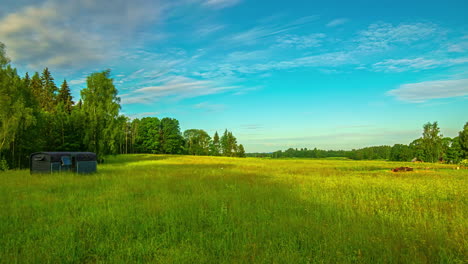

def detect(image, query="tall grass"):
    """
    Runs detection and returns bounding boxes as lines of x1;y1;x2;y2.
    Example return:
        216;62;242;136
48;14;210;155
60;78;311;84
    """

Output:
0;155;466;263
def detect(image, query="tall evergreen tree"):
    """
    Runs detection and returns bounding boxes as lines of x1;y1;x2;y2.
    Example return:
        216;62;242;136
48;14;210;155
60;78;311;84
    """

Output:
0;42;9;67
210;131;221;156
220;130;238;157
30;72;42;105
237;144;246;157
40;67;58;112
57;80;74;113
220;129;230;156
23;72;30;88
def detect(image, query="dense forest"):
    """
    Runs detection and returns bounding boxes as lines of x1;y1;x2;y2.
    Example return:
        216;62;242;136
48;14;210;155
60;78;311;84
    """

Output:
248;121;468;164
0;43;245;170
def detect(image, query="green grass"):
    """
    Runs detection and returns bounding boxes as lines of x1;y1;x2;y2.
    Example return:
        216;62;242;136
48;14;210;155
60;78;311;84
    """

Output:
1;155;467;263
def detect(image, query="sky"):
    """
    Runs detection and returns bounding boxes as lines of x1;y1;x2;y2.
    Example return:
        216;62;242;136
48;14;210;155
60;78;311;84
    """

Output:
1;0;467;152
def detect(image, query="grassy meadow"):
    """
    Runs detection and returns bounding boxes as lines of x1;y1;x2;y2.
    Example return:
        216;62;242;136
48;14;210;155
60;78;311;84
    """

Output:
0;155;467;263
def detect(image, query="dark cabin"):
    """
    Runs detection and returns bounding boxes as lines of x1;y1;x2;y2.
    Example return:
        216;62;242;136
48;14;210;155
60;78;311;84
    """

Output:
30;152;97;174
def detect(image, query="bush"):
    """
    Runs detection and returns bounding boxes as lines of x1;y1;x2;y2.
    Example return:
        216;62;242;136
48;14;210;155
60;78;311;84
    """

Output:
0;159;9;171
460;159;468;168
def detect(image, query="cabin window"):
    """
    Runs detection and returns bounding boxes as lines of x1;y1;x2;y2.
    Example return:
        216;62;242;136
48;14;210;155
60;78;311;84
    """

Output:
34;155;46;161
61;156;72;166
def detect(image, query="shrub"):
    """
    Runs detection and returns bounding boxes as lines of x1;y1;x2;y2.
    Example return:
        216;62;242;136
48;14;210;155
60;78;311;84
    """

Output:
0;159;9;171
460;159;468;168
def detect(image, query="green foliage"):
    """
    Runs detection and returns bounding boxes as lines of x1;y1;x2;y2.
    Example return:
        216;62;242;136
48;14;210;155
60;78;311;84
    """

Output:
40;68;58;112
221;129;238;157
184;129;211;155
210;131;221;156
160;118;183;154
57;80;74;113
421;122;443;163
0;159;8;171
0;66;35;154
389;144;413;161
459;122;468;159
460;159;468;167
0;42;9;67
237;144;246;157
445;137;463;164
81;70;121;157
135;117;161;153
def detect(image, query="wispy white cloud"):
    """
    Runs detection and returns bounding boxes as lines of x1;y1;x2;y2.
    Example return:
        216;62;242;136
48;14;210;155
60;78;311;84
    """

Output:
240;124;264;130
201;51;355;77
387;78;468;102
69;78;87;85
372;57;468;72
326;18;348;27
447;42;468;53
225;15;319;45
125;111;160;119
226;50;271;62
203;0;241;9
121;75;240;104
356;22;438;52
228;26;288;44
275;33;326;49
193;102;226;112
196;24;225;36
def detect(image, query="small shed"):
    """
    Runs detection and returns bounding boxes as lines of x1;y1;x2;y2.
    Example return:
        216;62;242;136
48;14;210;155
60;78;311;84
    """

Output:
30;152;97;174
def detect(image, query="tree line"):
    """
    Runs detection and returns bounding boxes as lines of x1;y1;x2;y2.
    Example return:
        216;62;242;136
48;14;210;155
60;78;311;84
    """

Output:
0;43;245;170
248;122;468;164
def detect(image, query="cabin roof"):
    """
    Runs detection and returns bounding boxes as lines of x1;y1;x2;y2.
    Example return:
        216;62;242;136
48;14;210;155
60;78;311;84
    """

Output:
31;152;96;156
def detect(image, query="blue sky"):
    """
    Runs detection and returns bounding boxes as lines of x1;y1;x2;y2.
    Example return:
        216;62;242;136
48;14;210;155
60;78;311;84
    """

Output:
1;0;467;152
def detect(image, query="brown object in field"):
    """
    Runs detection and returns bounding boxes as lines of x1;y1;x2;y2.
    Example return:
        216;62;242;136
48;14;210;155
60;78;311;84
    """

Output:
392;167;414;172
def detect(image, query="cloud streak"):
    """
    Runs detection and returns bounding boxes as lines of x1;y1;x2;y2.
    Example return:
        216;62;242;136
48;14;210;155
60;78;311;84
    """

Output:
387;78;468;102
203;0;241;9
121;75;240;104
326;18;348;27
372;57;468;72
356;22;438;52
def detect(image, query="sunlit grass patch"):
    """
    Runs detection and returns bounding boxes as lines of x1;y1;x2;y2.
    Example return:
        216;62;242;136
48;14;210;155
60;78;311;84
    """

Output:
0;155;466;263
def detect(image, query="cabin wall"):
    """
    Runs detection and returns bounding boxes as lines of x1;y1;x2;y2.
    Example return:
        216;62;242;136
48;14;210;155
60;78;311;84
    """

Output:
31;160;51;173
30;152;98;174
76;161;97;173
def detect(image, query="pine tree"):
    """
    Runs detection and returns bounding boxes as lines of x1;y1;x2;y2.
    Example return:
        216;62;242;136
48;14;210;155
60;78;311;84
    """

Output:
40;67;58;112
211;131;221;156
220;129;229;156
30;72;42;106
23;72;30;88
57;80;74;113
0;42;9;67
237;144;246;157
77;99;83;109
